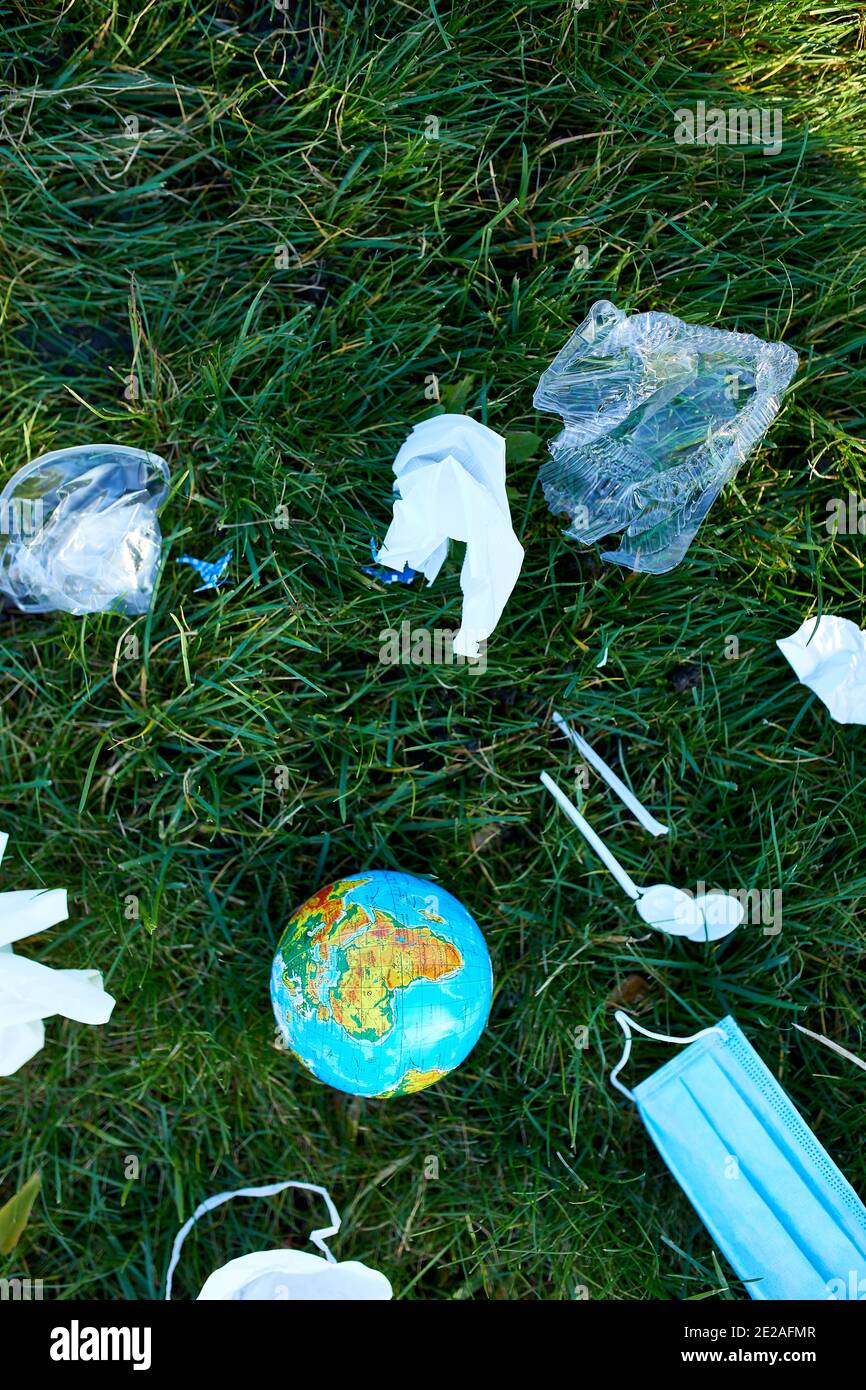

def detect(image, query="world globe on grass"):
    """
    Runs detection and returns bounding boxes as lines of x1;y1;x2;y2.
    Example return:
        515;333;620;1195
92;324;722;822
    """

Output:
270;870;493;1098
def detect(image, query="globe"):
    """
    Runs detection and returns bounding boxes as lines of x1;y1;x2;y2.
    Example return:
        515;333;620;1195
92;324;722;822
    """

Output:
270;870;493;1098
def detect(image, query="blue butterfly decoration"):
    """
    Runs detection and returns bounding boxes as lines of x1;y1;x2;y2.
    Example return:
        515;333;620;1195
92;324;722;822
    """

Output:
177;550;233;592
361;536;418;586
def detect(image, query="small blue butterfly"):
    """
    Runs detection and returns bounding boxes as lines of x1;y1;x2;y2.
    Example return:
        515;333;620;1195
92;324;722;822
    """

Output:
177;550;232;591
362;536;418;586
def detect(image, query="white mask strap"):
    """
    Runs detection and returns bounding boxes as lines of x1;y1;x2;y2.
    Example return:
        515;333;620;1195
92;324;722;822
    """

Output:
540;772;642;901
610;1010;728;1100
165;1180;341;1299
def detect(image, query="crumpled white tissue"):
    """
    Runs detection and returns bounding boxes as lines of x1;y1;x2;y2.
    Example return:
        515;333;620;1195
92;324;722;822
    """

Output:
375;414;525;658
0;832;115;1075
776;615;866;725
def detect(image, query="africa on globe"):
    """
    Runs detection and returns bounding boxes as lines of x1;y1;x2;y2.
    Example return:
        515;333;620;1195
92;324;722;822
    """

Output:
270;870;493;1097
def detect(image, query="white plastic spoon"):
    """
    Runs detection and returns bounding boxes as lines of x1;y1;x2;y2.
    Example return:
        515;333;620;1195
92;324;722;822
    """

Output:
541;772;741;938
690;891;745;941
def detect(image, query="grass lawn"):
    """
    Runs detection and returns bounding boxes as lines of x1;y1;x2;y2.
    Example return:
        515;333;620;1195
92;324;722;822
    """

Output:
1;0;865;1301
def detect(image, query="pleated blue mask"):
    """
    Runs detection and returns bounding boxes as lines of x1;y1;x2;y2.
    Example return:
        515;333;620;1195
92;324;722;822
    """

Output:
611;1012;866;1300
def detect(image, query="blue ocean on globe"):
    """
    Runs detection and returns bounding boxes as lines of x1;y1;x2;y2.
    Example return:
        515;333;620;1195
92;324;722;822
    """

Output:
270;870;493;1098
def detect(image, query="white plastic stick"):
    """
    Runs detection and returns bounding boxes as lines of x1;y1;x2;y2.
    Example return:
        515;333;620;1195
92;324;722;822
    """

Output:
540;772;642;901
552;711;668;837
793;1022;866;1074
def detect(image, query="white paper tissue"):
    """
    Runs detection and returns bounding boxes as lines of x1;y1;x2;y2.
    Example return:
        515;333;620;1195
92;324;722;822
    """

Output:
776;614;866;725
0;832;115;1075
374;414;525;659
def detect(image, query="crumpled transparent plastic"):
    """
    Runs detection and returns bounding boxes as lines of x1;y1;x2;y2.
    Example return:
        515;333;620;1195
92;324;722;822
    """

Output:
534;300;798;573
0;444;169;614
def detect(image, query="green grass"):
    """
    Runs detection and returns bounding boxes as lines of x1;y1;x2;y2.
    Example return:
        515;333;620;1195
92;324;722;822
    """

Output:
1;0;865;1300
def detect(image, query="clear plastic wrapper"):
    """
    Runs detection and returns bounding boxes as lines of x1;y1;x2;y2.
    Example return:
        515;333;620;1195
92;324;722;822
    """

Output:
534;300;798;573
0;443;169;614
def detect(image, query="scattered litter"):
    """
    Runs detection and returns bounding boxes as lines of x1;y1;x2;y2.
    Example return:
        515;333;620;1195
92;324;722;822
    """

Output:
553;710;668;837
793;1021;866;1074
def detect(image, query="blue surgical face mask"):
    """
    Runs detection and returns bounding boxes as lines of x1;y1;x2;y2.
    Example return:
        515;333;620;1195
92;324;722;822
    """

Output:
611;1011;866;1300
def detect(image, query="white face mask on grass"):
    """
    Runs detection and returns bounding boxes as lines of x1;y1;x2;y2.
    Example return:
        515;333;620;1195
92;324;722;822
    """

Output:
165;1181;393;1301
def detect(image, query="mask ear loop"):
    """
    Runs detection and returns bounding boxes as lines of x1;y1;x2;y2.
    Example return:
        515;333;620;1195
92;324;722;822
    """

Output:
165;1180;341;1300
610;1010;728;1101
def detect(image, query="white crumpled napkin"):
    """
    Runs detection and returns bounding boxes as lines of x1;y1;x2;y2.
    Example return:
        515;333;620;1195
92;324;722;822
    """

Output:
776;614;866;725
0;832;115;1075
375;414;525;658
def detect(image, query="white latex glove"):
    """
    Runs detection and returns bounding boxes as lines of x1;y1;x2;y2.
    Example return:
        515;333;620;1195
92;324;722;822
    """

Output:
376;414;525;658
0;835;115;1075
